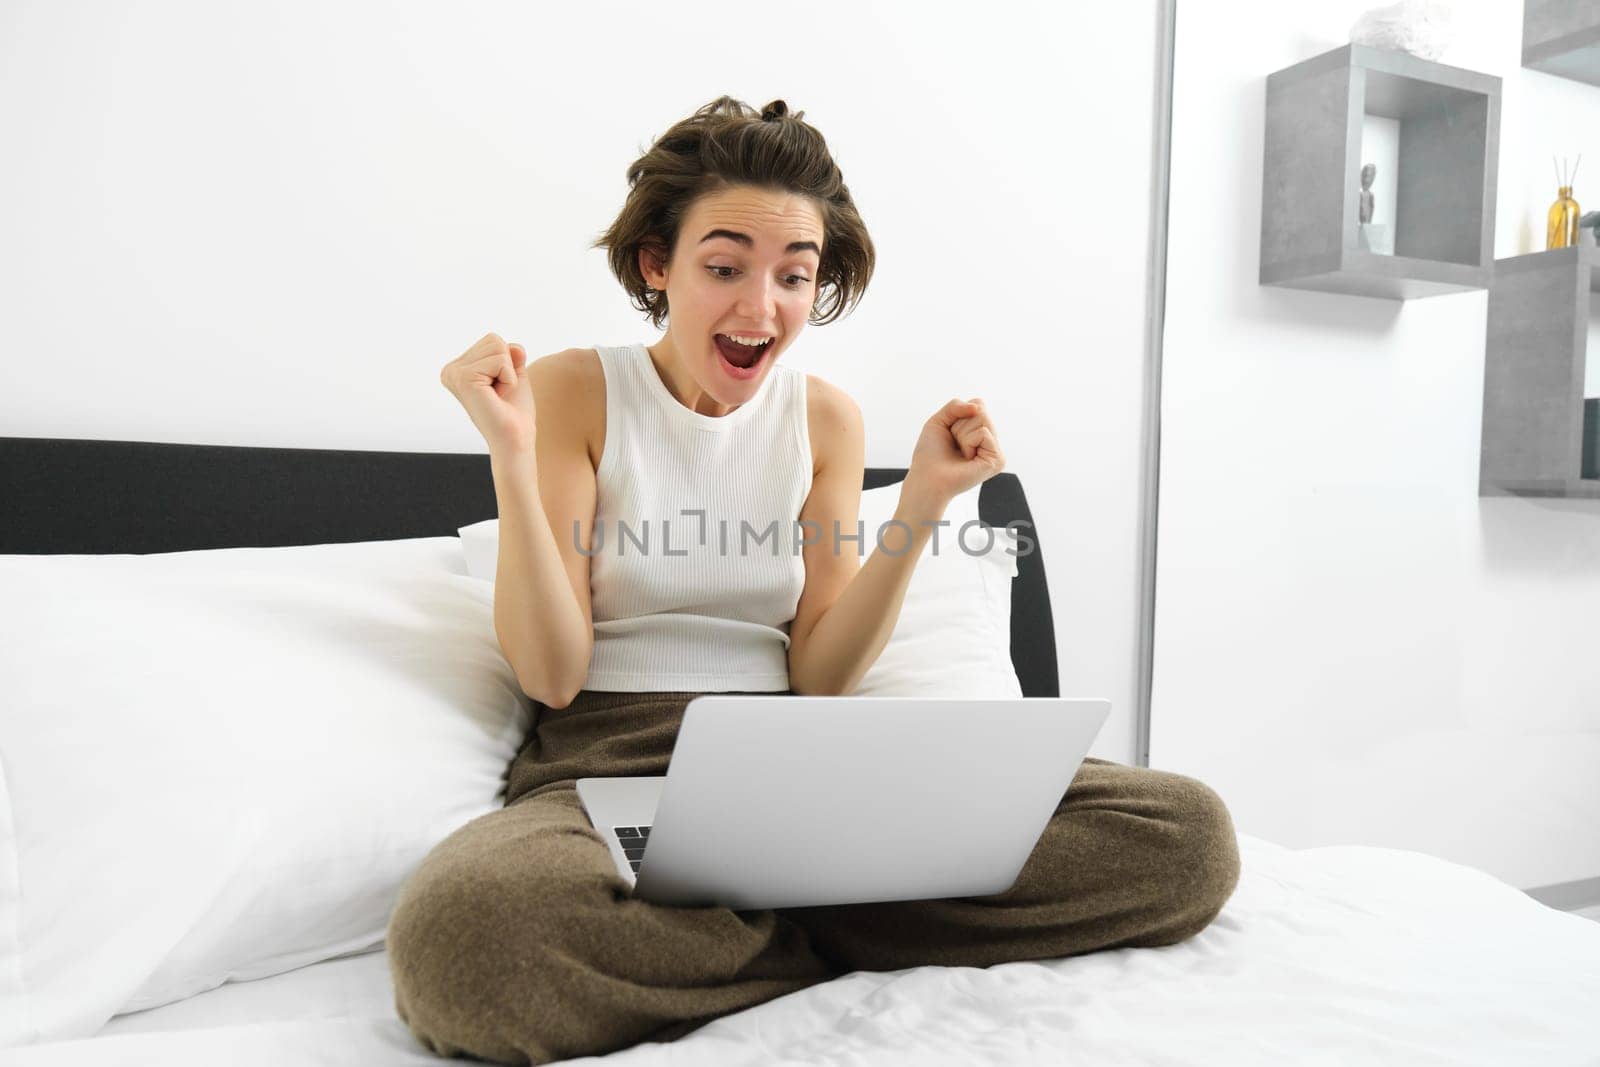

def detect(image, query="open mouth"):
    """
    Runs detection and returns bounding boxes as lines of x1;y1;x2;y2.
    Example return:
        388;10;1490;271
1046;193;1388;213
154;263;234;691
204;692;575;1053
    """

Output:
713;333;773;374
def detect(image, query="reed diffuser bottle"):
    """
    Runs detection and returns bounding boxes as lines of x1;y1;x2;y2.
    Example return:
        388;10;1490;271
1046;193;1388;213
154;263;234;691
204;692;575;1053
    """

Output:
1548;155;1582;249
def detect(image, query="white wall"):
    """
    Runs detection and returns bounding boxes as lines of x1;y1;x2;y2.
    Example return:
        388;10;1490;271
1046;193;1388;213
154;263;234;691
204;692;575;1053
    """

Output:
0;1;1164;763
1154;0;1600;893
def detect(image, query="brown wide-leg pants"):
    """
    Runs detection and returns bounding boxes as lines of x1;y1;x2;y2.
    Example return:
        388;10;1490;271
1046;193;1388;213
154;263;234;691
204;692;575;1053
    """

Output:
386;691;1242;1066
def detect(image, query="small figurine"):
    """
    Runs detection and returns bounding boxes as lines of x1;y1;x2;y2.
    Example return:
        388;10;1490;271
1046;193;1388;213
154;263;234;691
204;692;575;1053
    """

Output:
1359;163;1376;224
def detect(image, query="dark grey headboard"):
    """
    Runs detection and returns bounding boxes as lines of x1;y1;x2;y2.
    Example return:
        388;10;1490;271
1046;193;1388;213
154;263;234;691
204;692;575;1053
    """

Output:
0;437;1059;697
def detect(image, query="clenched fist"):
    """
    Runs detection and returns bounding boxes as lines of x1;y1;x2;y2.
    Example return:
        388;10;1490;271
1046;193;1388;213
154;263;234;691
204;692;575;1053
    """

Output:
440;332;536;458
901;397;1006;516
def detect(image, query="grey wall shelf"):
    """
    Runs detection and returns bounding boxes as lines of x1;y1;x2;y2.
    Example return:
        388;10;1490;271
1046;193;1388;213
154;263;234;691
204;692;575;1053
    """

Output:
1482;242;1600;499
1261;44;1501;300
1523;0;1600;86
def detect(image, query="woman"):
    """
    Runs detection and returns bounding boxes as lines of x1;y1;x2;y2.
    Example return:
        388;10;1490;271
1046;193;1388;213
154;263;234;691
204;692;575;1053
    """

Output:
389;96;1240;1066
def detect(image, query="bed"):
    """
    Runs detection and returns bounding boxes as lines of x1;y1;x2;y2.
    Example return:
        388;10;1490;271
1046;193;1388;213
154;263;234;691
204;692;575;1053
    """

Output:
2;436;1598;1067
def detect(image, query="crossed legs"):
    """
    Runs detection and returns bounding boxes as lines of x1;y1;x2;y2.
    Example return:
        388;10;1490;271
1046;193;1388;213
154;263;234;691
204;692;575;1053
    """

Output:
386;693;1240;1065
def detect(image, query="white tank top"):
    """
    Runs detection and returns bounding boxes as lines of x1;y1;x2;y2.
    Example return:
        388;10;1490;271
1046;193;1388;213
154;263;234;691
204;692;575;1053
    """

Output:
582;341;812;692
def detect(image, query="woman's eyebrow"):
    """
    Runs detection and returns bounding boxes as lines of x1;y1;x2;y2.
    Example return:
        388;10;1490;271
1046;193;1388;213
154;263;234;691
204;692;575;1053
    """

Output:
698;229;820;257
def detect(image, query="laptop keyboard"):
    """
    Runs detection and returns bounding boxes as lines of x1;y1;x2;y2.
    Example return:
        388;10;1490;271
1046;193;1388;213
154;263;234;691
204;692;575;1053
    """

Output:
613;825;651;873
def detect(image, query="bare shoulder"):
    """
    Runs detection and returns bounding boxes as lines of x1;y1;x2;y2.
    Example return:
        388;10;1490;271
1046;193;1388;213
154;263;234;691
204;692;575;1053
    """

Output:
804;373;864;476
528;348;605;468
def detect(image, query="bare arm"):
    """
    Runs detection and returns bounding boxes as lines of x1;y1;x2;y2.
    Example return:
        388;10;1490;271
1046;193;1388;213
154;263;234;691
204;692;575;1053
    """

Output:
490;351;600;709
788;488;945;697
789;378;945;696
788;387;1005;696
490;452;593;708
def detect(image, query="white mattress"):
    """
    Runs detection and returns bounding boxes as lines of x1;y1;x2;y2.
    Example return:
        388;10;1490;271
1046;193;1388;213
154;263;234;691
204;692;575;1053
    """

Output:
4;833;1598;1067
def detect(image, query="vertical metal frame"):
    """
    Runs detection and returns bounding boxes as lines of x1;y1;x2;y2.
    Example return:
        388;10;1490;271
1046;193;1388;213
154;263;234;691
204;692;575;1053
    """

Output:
1135;0;1176;768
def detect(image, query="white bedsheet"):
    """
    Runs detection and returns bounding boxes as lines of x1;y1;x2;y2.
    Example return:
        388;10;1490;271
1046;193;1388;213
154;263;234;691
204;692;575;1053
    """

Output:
4;834;1598;1066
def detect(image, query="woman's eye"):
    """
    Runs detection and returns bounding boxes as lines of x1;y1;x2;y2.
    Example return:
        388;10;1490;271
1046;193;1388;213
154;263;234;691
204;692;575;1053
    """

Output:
706;266;811;288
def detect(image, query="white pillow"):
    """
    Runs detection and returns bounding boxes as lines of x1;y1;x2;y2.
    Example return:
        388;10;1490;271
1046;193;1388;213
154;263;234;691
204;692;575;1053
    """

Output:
0;537;532;1046
459;514;499;587
457;481;1023;698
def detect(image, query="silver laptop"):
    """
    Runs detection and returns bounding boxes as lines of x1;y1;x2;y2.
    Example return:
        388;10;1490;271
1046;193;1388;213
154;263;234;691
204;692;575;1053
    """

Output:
574;695;1110;910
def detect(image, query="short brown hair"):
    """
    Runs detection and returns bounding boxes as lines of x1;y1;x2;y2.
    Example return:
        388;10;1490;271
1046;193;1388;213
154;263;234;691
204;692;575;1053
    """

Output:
592;96;876;330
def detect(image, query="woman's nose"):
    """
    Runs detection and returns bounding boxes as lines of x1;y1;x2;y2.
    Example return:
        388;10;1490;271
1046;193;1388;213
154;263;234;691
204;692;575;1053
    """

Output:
736;275;778;318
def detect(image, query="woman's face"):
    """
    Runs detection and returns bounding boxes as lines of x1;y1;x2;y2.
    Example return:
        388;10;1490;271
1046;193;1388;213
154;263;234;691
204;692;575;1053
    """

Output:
640;183;824;415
